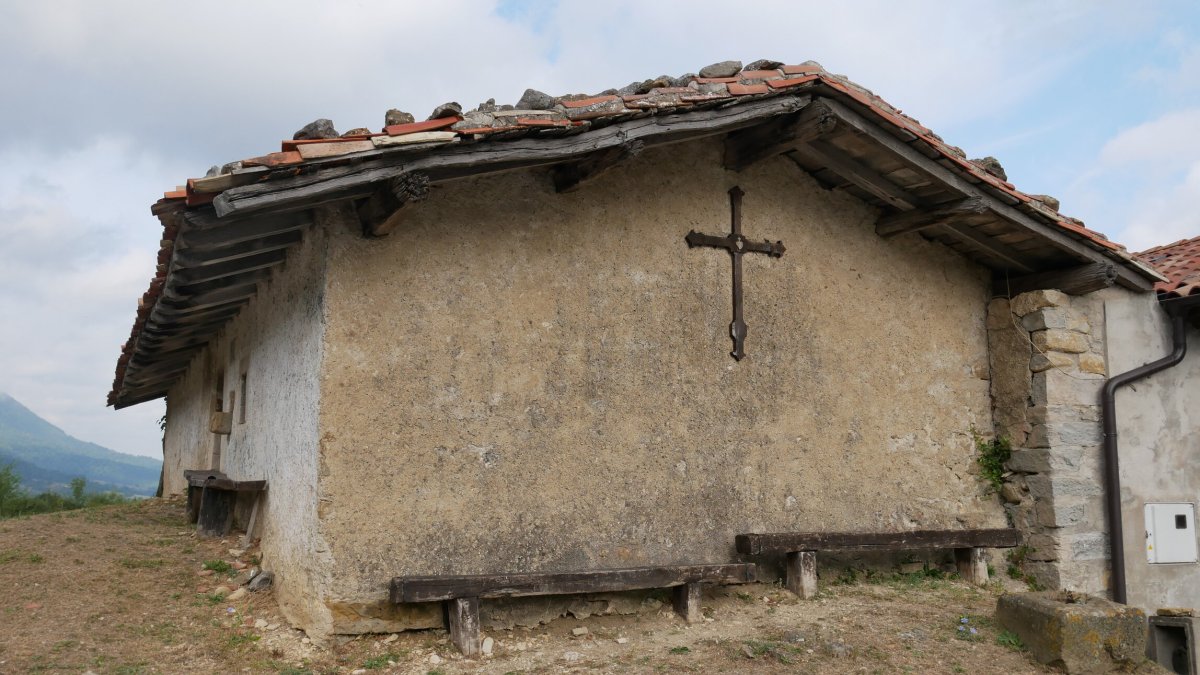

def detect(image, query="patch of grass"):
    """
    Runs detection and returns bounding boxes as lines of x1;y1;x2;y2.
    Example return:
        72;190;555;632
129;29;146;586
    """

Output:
833;567;860;586
669;646;690;654
226;632;260;648
997;630;1026;651
742;639;803;664
734;591;754;603
973;432;1012;492
360;653;404;669
1005;546;1044;590
203;560;232;574
119;558;164;569
0;549;22;564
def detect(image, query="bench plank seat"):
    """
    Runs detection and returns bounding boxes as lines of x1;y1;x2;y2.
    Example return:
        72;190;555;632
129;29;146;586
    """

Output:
735;528;1021;555
392;563;756;657
391;563;756;603
736;528;1021;599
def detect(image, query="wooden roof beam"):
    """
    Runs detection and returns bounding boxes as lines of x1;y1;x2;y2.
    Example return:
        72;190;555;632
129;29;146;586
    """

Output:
723;99;834;172
553;140;644;193
940;222;1034;274
790;138;917;211
875;197;988;238
997;262;1118;297
814;96;1154;290
358;173;431;237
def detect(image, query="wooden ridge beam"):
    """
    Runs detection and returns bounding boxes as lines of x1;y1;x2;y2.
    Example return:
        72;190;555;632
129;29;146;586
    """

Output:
357;173;431;237
791;138;917;211
723;99;834;172
875;197;988;238
814;96;1154;290
552;140;644;193
997;262;1118;297
214;95;812;218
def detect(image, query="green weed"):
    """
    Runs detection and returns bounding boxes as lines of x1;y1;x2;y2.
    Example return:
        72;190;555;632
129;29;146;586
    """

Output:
996;630;1026;651
973;432;1012;492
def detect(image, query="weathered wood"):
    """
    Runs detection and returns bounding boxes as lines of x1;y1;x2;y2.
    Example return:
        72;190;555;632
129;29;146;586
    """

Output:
177;210;311;251
875;197;988;238
209;411;233;435
552;140;644;193
390;564;756;604
240;492;262;549
791;138;917;210
998;262;1118;297
196;487;236;537
672;582;703;623
172;249;287;285
358;173;431;237
815;96;1155;290
786;551;819;599
448;597;481;658
185;485;202;523
941;222;1035;273
723;99;834;172
735;529;1020;555
214;96;812;218
954;547;989;586
183;470;267;493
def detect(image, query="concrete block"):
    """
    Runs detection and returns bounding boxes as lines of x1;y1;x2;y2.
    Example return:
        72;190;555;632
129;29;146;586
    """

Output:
1027;422;1101;448
1036;501;1086;528
1032;370;1103;407
1148;615;1198;675
996;591;1146;673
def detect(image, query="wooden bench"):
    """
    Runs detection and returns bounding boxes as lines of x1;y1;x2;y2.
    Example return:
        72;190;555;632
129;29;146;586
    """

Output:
391;563;757;656
735;529;1021;599
184;470;266;538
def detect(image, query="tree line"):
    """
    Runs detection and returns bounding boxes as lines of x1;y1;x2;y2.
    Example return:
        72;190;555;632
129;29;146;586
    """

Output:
0;464;130;518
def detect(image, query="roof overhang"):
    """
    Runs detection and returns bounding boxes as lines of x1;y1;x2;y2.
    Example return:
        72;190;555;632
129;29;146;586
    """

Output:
109;67;1167;408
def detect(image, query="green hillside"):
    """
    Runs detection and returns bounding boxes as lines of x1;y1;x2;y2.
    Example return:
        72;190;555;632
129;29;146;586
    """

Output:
0;393;160;496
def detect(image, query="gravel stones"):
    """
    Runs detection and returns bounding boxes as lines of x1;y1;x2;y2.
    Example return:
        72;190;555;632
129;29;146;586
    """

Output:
699;60;742;78
516;88;556;110
292;119;338;141
385;109;415;127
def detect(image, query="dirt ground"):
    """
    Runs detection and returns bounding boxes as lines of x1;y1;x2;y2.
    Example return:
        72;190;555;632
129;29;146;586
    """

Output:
0;498;1152;674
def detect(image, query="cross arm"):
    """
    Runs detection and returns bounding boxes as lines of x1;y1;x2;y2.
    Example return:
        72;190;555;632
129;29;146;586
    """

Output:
686;230;734;250
741;239;786;257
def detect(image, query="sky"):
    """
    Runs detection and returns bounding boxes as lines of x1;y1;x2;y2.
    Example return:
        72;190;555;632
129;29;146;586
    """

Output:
0;1;1197;460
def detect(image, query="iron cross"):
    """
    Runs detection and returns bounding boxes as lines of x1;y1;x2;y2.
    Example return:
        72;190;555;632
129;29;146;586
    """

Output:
685;187;785;360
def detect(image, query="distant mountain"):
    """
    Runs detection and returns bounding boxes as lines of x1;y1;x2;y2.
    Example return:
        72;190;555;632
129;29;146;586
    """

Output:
0;392;160;496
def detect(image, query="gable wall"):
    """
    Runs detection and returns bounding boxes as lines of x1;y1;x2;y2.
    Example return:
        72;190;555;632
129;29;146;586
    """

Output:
315;137;1006;626
161;219;334;634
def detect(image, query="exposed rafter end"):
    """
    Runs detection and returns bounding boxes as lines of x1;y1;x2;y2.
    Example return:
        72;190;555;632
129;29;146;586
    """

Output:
722;98;831;172
358;172;431;237
875;197;988;238
551;140;645;193
791;138;917;210
996;262;1118;297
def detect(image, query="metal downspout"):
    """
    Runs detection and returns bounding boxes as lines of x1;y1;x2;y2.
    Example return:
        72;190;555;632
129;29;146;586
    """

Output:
1100;310;1188;604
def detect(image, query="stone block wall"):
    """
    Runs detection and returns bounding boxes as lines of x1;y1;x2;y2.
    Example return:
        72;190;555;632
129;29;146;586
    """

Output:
987;289;1111;594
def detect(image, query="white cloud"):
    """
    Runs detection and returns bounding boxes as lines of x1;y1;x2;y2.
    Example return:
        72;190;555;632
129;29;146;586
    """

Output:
1100;109;1200;169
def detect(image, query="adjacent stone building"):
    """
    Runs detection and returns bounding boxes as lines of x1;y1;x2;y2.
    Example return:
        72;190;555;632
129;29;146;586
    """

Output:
109;60;1194;637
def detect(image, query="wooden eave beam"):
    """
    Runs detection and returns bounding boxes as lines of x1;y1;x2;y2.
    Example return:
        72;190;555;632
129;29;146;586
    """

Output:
875;197;988;238
814;96;1154;290
172;231;302;268
552;140;644;193
213;95;813;218
790;138;917;211
723;99;834;172
177;210;311;251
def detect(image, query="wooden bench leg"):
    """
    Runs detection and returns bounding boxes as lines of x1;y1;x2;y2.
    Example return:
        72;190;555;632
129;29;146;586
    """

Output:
672;582;702;623
186;485;201;523
786;551;818;599
954;547;988;586
447;597;481;657
197;487;236;537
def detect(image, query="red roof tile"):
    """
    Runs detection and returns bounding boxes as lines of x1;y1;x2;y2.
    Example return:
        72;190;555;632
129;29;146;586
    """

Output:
383;117;460;136
1139;235;1200;298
